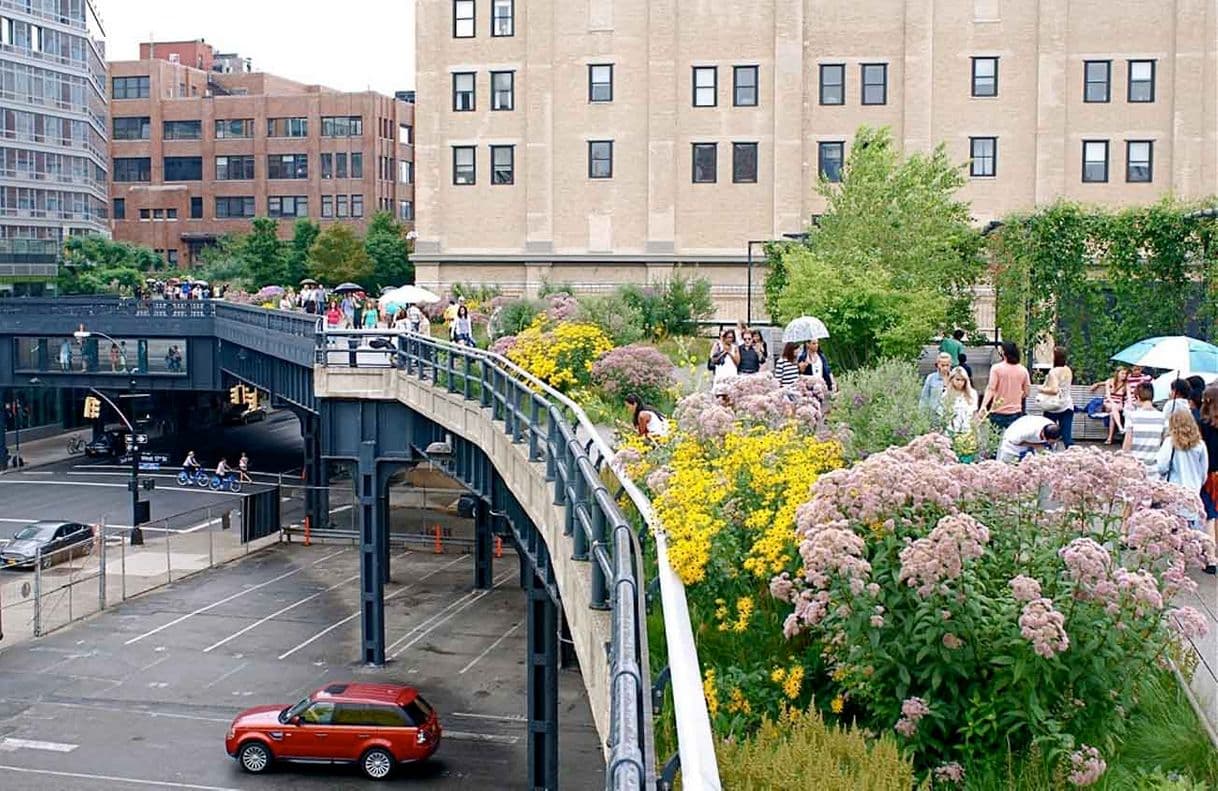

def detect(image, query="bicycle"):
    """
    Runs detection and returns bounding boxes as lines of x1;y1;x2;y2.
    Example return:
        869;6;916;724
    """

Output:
66;436;86;455
177;467;208;487
208;472;242;493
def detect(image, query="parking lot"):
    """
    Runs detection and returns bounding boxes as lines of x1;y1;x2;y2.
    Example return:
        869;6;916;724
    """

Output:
0;543;604;789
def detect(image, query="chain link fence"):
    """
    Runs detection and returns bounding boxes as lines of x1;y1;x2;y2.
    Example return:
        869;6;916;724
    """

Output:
0;502;281;645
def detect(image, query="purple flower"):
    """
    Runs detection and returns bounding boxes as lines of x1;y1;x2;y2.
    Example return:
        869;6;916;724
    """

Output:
1018;598;1070;658
1067;745;1106;786
1008;575;1042;603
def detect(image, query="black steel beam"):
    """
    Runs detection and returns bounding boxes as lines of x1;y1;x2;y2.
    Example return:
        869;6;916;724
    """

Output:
527;562;560;791
357;440;385;665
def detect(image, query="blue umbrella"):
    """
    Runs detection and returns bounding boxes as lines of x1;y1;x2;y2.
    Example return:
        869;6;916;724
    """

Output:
1111;335;1218;374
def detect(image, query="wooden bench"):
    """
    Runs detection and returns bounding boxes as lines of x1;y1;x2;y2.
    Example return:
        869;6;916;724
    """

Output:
1026;384;1112;443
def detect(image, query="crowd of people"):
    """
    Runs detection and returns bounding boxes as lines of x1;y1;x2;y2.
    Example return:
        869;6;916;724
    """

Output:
706;323;834;400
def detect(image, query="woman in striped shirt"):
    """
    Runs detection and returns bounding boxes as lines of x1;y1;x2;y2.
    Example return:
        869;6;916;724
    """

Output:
774;342;800;388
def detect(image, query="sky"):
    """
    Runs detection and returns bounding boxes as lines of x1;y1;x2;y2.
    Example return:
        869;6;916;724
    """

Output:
99;0;415;94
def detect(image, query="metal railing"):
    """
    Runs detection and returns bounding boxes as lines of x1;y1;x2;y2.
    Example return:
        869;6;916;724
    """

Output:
318;328;721;790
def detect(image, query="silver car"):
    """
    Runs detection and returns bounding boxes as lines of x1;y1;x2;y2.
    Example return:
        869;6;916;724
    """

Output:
1;521;94;570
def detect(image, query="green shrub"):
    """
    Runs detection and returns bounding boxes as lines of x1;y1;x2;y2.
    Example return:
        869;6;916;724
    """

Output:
537;277;574;298
715;706;917;791
489;298;545;338
618;272;715;339
451;282;501;303
577;293;646;345
827;359;934;459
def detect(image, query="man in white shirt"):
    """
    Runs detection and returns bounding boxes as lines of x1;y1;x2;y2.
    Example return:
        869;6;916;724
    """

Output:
997;415;1061;463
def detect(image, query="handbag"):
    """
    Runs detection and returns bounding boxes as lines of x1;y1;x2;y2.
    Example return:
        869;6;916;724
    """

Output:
1035;371;1069;413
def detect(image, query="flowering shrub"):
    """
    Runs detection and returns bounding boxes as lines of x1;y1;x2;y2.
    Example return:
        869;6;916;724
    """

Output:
504;316;614;391
827;359;935;459
772;436;1214;780
673;374;828;441
543;292;580;322
591;344;677;406
576;294;646;346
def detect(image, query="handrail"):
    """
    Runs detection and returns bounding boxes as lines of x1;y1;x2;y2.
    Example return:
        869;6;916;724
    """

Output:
318;328;720;790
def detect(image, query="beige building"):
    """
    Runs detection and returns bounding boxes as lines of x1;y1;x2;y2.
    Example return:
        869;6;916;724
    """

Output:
414;0;1218;319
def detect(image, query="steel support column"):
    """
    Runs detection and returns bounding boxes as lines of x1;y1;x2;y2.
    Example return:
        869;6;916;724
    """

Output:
527;563;560;791
357;441;385;665
474;498;493;590
378;489;391;584
302;415;330;528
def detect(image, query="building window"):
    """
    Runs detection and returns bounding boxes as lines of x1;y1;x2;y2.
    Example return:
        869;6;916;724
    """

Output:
491;145;514;184
732;142;758;183
1084;60;1111;102
268;196;309;218
818;141;845;182
399;200;414;221
351;153;363;178
692;143;717;183
139;208;151;221
1126;140;1153;182
692;66;717;107
112;76;150;99
321;195;333;218
589;64;613;102
267;154;309;179
112;198;125;220
588;140;613;179
454;0;475;37
1128;60;1155;103
190;196;202;219
351;194;364;217
215;196;255;219
971;57;998;97
399;160;414;183
166;249;179;266
819;64;845;105
453;72;475;111
267;117;308;137
337;153;350;179
215;119;253;139
399;124;413;144
112;116;150;140
733;65;758;107
453;146;476;185
215;155;255;180
163;156;202;181
491;71;514;111
321;116;363;137
163;120;202;140
1082;140;1109;182
336;194;349;218
492;0;513;36
969;137;997;177
321;153;333;179
861;63;887;105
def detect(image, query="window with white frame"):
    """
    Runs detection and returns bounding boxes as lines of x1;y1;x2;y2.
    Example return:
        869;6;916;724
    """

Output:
692;66;717;107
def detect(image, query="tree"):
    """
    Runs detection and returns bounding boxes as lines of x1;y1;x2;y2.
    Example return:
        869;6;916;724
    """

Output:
364;211;412;289
238;217;288;288
194;234;247;285
771;126;984;369
284;219;320;286
58;235;161;294
310;224;372;284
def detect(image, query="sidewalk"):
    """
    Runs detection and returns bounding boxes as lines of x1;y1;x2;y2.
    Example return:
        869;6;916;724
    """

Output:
1;427;91;473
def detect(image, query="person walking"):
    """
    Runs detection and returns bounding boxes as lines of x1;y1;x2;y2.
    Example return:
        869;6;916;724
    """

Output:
943;366;979;434
109;342;121;372
362;300;379;328
773;342;800;389
797;338;834;391
238;452;252;483
58;339;71;372
450;304;475;347
1089;366;1129;444
1037;346;1075;448
1157;409;1209;532
709;328;740;398
920;353;952;412
737;329;766;375
979;341;1031;433
939;329;965;367
1196;385;1218;574
624;394;668;439
1161;378;1194;424
324;302;342;328
1122;383;1165;473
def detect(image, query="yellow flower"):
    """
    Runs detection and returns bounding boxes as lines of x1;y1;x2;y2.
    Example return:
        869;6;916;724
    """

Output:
702;668;719;717
783;665;804;700
771;667;787;683
830;695;845;714
733;596;754;633
727;687;752;715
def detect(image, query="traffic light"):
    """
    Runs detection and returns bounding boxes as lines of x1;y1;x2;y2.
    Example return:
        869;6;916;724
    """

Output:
82;396;101;419
243;387;258;408
229;384;243;405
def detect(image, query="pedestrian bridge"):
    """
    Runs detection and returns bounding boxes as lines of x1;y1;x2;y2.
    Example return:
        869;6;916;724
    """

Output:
0;298;719;791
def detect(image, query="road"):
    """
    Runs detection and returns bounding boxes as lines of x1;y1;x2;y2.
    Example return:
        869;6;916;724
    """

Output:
0;543;605;789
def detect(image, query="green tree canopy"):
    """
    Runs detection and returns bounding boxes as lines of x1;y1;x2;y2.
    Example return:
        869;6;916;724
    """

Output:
58;235;161;294
285;219;320;286
310;223;372;284
769;126;983;369
238;217;288;288
364;211;412;289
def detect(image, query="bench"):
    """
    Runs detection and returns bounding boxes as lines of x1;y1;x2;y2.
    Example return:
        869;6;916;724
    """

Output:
1026;384;1112;443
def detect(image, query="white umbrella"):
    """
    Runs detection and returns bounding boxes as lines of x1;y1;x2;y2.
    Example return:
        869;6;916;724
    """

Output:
381;285;440;305
1151;370;1218;403
782;316;830;344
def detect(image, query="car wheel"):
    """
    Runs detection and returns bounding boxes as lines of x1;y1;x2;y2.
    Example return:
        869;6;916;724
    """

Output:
360;747;395;780
238;741;272;774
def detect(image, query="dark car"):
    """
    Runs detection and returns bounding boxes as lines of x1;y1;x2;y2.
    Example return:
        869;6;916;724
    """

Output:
222;404;268;425
1;521;94;569
85;429;126;458
225;682;441;780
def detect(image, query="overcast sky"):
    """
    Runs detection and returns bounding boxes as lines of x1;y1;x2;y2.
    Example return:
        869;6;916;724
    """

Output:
100;0;415;94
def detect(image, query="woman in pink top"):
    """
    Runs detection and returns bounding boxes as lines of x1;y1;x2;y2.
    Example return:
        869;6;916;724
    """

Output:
979;341;1031;433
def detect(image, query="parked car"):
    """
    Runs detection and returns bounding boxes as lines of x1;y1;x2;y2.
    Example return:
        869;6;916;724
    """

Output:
225;682;441;780
1;521;94;569
222;404;269;425
85;428;126;458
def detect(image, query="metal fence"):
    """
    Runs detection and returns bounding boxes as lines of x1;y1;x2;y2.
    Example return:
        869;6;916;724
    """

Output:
0;503;281;645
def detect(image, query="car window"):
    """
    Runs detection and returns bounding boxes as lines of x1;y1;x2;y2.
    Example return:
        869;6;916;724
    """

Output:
402;697;433;726
300;701;335;724
334;704;408;727
52;525;69;540
14;526;43;541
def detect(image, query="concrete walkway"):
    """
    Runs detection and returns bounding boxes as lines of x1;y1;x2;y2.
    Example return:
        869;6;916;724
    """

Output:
1;428;91;473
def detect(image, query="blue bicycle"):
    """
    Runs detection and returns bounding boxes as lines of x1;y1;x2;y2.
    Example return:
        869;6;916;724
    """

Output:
178;467;208;487
208;472;242;493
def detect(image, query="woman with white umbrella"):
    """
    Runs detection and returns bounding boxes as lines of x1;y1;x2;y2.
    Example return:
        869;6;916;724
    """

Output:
783;316;835;391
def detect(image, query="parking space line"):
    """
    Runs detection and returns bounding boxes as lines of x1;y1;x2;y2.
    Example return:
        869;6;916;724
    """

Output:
0;737;78;752
452;711;528;723
277;554;468;660
202;569;363;653
444;730;519;745
203;661;248;689
0;764;242;791
27;699;231;723
124;548;349;645
387;569;515;660
458;621;522;675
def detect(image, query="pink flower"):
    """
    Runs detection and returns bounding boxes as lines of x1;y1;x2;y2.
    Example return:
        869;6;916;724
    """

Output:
1067;745;1107;786
1019;598;1070;658
942;633;963;650
933;762;965;785
894;696;930;738
1008;574;1042;602
1113;567;1163;617
1167;606;1209;640
1059;538;1112;598
897;513;990;597
769;572;795;603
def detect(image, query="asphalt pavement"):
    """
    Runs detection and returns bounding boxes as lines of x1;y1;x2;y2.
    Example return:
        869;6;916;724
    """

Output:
0;543;605;789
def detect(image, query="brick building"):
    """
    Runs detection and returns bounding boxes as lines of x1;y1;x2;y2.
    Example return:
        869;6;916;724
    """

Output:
108;40;414;267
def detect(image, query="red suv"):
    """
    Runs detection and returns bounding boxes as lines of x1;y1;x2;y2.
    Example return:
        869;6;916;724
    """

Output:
225;682;442;780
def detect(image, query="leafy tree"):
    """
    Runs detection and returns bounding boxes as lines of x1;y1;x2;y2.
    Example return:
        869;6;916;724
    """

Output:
238;217;288;288
363;211;412;289
58;235;161;294
772;126;984;369
284;219;320;286
309;223;372;284
195;234;247;285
